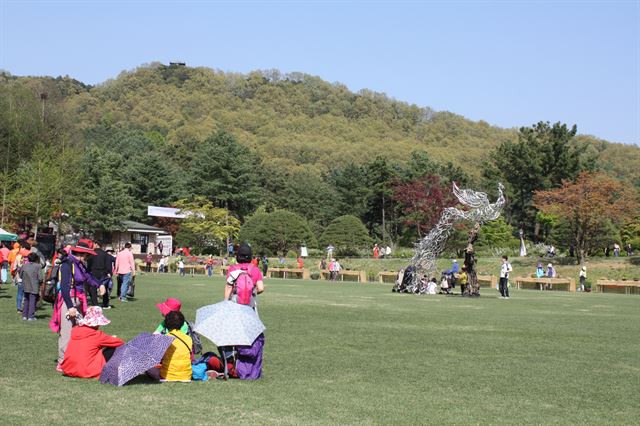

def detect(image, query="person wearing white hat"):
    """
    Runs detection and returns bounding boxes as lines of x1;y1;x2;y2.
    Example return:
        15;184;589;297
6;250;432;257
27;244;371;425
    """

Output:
60;306;124;378
579;266;587;291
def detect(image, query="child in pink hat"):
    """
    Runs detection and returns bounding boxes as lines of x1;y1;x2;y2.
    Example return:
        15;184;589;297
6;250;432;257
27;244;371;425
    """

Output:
153;298;189;334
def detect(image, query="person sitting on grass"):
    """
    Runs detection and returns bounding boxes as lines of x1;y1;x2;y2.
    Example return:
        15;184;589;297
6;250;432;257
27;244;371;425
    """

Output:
426;277;437;295
158;310;193;382
60;306;124;378
153;297;189;335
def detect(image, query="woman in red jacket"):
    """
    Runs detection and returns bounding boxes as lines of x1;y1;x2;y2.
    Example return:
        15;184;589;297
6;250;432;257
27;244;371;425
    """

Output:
60;306;124;378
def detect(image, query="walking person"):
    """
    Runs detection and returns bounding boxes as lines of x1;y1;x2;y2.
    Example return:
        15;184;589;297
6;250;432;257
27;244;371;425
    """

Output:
579;266;587;292
88;242;112;309
458;267;468;295
145;252;153;273
205;255;214;277
178;258;185;277
13;242;32;312
499;255;513;299
260;253;269;277
114;243;135;302
19;253;42;320
0;242;10;285
105;247;116;298
329;258;336;281
334;259;342;281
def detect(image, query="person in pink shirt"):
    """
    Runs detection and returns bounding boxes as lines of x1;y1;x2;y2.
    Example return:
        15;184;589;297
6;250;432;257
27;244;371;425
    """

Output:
114;242;136;302
223;243;265;380
224;243;264;307
0;242;10;285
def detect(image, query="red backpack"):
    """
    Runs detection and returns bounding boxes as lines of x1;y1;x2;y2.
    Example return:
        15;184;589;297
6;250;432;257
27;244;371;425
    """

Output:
229;266;256;306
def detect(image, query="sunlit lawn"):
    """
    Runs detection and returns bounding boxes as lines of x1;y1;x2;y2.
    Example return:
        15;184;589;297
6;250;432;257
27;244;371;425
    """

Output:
0;272;638;425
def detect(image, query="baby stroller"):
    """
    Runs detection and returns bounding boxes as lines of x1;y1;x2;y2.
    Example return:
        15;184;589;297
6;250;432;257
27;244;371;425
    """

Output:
392;265;417;293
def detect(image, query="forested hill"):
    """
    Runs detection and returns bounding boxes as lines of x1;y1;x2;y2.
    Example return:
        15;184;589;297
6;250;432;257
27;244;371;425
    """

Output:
2;62;639;183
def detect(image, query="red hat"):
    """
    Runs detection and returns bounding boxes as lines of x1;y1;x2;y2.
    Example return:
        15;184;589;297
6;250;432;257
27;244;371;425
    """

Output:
156;298;182;316
70;240;97;256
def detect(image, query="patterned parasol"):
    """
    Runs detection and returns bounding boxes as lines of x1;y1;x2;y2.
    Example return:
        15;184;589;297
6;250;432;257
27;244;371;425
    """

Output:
100;332;174;386
194;301;265;347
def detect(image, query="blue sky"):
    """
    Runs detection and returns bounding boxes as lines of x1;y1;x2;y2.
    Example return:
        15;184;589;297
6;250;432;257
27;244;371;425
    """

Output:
1;0;638;145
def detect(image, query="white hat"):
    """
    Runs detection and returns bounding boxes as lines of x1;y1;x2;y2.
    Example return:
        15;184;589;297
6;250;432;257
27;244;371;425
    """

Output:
453;259;458;263
547;263;553;268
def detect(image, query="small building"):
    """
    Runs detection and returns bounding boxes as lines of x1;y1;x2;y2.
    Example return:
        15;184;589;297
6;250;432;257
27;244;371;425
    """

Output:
104;220;168;255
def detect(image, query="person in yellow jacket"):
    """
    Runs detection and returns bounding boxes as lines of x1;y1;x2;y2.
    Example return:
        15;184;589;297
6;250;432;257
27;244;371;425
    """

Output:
457;267;468;296
160;310;193;382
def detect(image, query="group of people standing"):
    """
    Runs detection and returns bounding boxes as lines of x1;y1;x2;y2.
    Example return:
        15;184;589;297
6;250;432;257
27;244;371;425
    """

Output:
372;243;391;259
319;257;342;281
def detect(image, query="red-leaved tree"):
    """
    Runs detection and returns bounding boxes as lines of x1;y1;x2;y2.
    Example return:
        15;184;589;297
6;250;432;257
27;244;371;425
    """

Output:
533;172;639;265
392;175;457;238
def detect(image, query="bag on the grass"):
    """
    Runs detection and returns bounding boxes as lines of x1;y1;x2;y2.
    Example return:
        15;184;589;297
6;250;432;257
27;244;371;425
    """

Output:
191;362;209;381
127;276;135;297
186;321;203;355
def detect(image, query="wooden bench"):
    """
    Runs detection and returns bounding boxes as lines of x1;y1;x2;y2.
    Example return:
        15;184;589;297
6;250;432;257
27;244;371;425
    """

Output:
595;279;640;294
378;271;398;284
320;269;367;283
183;265;205;275
477;275;498;288
513;277;576;292
266;268;310;280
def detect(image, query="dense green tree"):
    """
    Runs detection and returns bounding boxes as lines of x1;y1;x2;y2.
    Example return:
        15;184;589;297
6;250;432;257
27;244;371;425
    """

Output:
363;157;401;244
621;217;640;250
174;196;240;254
186;131;262;218
476;218;518;248
485;121;592;237
73;146;136;231
261;163;337;227
10;144;72;237
328;163;371;220
123;149;182;219
318;215;372;256
238;209;316;255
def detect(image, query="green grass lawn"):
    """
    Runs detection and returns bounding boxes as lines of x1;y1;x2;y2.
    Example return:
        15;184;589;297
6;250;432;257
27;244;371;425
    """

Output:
0;273;638;425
